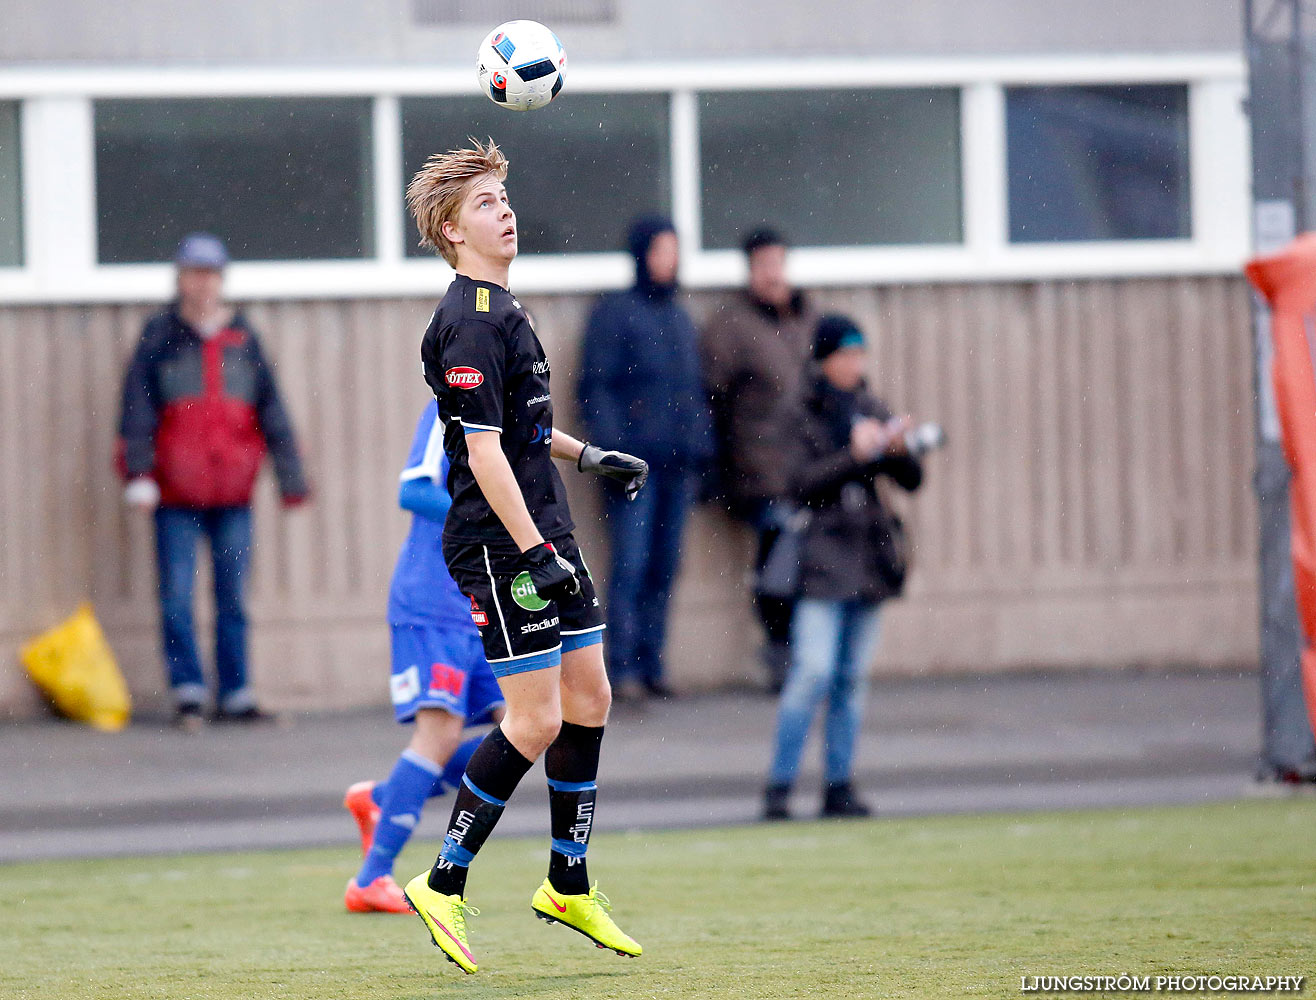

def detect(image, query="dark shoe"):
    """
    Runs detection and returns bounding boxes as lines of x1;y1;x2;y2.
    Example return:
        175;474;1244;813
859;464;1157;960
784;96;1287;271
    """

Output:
821;782;872;818
642;679;675;700
763;784;791;821
212;705;280;725
174;703;205;733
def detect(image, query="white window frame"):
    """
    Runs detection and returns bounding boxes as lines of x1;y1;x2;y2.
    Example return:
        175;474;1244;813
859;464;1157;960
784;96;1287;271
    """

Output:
0;53;1247;304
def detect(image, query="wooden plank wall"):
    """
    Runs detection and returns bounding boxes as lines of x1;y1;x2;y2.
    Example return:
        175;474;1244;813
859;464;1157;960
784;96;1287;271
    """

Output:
0;275;1258;717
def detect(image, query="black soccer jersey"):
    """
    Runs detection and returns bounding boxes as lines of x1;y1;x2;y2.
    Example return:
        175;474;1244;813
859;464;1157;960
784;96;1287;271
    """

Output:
421;274;574;550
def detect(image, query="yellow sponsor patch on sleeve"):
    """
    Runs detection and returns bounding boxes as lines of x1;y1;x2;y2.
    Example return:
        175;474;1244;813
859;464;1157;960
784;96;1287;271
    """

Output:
476;287;490;313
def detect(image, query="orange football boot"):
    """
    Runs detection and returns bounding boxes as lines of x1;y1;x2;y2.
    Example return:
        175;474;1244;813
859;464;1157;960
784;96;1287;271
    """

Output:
343;780;380;856
345;874;413;914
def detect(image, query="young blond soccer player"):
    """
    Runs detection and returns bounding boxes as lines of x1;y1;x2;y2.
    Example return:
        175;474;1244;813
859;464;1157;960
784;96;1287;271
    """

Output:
401;138;650;974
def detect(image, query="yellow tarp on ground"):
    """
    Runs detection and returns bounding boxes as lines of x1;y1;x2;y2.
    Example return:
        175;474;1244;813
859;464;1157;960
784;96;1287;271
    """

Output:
20;603;132;731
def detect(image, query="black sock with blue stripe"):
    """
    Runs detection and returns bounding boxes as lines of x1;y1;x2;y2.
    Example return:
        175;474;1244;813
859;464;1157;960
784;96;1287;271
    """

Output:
428;726;533;897
545;721;604;896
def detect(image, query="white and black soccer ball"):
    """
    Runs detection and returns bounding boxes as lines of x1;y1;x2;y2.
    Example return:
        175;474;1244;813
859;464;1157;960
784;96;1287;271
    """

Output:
476;20;567;112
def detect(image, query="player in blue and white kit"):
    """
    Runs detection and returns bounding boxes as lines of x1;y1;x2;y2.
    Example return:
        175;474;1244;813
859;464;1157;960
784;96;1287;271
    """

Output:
343;401;505;914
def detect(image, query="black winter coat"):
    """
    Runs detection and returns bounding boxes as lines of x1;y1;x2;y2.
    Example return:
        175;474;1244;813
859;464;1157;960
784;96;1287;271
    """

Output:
577;286;714;471
792;375;923;603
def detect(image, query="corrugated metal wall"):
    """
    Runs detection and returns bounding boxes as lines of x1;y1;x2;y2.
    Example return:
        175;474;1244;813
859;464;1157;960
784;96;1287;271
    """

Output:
0;275;1258;717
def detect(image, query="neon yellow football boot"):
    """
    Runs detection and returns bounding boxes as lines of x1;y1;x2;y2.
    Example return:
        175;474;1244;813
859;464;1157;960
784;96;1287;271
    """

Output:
402;872;480;974
530;878;642;957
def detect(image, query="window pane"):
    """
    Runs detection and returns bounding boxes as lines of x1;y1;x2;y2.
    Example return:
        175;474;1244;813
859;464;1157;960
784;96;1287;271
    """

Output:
401;94;670;256
95;98;374;263
1006;85;1190;243
0;102;20;267
699;88;962;250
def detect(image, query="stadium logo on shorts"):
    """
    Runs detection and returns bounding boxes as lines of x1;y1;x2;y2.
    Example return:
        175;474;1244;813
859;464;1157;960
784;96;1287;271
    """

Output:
511;571;550;611
446;367;484;389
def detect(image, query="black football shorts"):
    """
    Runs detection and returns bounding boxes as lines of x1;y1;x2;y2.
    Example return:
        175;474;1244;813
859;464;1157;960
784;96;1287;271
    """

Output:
443;533;605;678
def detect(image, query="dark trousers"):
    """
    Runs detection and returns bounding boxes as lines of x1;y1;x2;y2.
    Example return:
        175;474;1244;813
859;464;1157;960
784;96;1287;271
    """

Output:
154;505;253;710
752;507;797;646
738;498;798;691
733;498;797;643
603;465;696;685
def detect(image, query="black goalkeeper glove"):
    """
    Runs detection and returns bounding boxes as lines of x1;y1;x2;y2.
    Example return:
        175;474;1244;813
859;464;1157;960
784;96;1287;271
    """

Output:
578;443;649;501
519;542;581;602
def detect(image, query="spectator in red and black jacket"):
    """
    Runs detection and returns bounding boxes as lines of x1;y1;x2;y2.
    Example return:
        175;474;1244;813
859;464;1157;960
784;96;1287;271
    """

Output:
116;232;308;730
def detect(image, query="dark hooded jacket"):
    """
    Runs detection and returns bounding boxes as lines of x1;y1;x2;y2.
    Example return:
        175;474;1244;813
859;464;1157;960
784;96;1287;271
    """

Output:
792;373;922;602
576;217;714;469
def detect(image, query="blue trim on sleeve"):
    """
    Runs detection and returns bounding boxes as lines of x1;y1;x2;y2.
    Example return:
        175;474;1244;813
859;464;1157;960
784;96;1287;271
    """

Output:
546;778;597;793
461;774;508;807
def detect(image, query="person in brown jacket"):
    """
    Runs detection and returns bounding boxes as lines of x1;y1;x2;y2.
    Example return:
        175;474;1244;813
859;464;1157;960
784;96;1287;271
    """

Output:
701;229;817;691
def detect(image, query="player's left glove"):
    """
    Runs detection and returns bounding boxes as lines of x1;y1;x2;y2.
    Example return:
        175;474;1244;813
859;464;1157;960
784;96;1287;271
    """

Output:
578;443;649;501
520;542;581;603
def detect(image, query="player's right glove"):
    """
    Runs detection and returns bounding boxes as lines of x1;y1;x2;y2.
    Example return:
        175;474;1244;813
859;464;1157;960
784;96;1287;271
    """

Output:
519;542;581;603
578;443;649;501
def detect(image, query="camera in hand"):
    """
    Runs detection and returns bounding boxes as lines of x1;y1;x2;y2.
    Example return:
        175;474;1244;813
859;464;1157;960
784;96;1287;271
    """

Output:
903;422;947;457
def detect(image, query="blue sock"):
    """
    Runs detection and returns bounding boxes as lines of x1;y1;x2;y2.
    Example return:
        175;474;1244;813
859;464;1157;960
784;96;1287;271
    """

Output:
356;749;443;886
434;735;483;798
374;735;481;806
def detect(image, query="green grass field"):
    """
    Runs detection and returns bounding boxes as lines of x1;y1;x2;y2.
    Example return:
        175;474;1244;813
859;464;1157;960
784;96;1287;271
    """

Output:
3;800;1314;999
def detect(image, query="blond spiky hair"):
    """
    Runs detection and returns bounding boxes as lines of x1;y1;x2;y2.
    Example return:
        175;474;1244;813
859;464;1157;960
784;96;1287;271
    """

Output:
407;137;510;267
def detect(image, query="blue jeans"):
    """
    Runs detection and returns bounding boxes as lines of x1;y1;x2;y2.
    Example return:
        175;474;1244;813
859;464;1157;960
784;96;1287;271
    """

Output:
768;598;883;787
154;505;253;711
603;465;696;685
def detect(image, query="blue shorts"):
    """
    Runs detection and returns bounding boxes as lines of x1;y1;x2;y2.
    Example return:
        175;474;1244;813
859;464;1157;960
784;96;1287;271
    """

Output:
389;621;505;725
